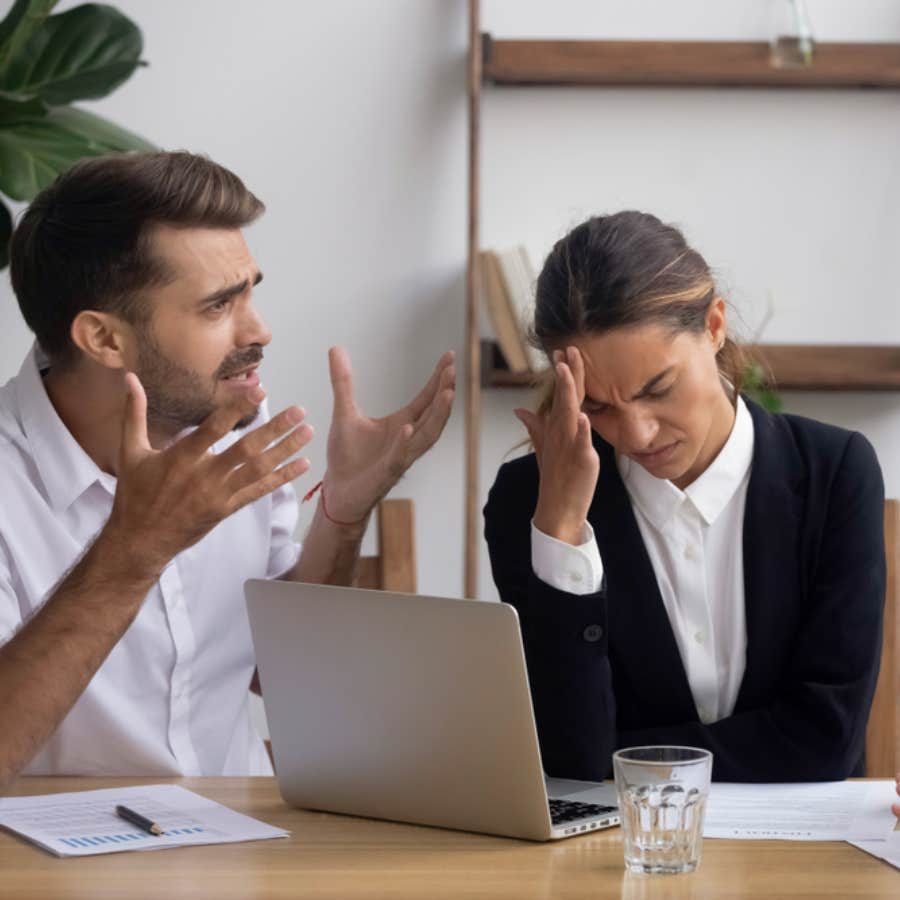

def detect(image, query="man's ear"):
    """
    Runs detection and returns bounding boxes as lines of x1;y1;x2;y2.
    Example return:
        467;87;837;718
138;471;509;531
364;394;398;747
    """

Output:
70;310;135;370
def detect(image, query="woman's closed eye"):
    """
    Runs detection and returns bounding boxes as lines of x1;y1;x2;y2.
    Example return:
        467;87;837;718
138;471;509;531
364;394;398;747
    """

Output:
582;400;609;416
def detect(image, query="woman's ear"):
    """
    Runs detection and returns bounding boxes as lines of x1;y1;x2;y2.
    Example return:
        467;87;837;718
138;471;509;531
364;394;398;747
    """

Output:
69;310;135;370
706;297;728;351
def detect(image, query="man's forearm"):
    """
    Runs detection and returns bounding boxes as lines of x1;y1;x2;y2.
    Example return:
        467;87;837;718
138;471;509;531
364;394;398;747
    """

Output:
0;530;160;786
284;501;368;586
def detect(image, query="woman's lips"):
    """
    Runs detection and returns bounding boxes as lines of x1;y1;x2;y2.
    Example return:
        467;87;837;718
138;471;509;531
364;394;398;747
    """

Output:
632;441;680;467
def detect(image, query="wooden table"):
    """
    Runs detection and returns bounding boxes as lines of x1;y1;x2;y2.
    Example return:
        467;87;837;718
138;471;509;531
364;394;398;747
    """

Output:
0;777;896;899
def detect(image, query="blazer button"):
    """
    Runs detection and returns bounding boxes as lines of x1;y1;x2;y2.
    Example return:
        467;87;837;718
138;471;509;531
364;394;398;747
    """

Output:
583;624;603;643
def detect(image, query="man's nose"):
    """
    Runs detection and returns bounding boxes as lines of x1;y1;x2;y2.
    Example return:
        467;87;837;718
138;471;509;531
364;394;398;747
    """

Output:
238;304;272;348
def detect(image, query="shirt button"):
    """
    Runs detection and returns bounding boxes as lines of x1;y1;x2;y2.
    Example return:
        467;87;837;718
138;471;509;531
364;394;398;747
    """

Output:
684;544;698;561
694;629;707;645
583;624;603;643
569;571;583;583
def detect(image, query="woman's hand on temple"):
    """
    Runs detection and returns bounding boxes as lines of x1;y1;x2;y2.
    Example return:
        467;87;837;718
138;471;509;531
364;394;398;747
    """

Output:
516;346;600;546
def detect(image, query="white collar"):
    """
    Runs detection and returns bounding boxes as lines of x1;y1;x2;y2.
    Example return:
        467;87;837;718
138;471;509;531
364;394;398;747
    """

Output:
13;344;113;512
617;396;754;530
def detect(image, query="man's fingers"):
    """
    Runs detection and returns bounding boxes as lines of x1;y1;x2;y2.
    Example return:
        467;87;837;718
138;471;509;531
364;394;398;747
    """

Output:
402;386;454;462
212;405;307;472
227;457;311;514
120;372;151;461
406;351;455;421
225;423;314;493
177;387;266;458
329;346;357;418
412;362;455;430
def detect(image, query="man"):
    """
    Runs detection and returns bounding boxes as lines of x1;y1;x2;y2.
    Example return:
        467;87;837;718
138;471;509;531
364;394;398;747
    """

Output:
0;151;454;783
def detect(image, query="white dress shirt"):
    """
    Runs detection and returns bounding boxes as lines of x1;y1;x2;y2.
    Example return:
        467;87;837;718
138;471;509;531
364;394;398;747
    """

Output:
531;397;755;725
0;347;301;776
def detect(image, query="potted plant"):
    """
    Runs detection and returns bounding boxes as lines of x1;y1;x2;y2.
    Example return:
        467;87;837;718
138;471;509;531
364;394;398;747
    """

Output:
0;0;154;268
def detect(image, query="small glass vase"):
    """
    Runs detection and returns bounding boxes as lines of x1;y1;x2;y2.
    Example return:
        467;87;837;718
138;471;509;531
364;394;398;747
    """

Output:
770;0;815;68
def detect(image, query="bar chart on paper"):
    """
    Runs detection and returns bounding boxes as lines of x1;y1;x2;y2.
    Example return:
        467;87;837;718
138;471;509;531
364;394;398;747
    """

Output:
0;785;287;857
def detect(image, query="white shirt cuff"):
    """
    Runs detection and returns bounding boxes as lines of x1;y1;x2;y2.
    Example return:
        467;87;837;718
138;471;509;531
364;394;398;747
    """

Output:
530;521;604;595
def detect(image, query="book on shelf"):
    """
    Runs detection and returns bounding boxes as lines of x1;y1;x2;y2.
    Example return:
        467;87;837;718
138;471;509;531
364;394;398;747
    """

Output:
479;246;544;374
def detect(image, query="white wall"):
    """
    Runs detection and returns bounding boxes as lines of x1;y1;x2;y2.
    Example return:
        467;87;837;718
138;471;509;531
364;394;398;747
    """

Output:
0;1;898;610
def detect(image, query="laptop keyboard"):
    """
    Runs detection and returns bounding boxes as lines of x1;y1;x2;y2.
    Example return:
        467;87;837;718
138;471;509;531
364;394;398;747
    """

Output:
548;798;617;826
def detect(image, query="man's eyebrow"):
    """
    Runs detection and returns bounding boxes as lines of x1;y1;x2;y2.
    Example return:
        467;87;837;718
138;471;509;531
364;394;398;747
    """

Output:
197;270;263;307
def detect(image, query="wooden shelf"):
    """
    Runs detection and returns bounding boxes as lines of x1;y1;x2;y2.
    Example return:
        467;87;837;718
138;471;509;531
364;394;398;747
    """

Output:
747;344;900;390
483;341;900;391
482;37;900;88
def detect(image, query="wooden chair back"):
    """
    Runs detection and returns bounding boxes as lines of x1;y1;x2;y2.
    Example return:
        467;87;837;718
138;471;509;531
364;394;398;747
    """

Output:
357;498;417;593
866;498;899;776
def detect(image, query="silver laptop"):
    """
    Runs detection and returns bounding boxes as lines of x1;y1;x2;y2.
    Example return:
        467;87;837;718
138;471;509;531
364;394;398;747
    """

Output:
245;579;619;841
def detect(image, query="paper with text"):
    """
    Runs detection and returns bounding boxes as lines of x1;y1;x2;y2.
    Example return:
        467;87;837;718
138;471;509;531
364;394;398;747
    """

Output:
0;784;288;857
850;833;900;870
704;780;897;841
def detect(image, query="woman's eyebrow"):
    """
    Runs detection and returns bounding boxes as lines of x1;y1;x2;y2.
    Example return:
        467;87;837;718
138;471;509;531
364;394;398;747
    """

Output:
632;366;674;400
583;366;675;406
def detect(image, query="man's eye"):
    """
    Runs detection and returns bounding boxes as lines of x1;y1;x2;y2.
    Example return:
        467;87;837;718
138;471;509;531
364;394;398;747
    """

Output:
208;298;230;313
582;402;608;415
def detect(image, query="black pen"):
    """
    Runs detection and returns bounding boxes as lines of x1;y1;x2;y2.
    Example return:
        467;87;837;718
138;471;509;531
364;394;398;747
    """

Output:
115;804;164;836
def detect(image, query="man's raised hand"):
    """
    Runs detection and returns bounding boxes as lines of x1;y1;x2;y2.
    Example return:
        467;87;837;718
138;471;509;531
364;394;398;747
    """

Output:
320;347;455;525
106;372;313;574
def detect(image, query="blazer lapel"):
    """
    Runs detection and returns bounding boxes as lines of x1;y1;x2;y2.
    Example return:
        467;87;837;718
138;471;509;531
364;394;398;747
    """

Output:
736;399;806;710
590;437;699;724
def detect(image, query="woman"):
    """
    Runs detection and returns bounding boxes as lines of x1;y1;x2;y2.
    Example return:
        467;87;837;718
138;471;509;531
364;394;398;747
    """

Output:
484;212;886;783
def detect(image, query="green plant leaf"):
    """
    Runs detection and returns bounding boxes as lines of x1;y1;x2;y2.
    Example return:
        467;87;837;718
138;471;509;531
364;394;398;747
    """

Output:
0;105;154;200
0;94;46;122
0;197;12;270
0;4;144;105
0;0;58;76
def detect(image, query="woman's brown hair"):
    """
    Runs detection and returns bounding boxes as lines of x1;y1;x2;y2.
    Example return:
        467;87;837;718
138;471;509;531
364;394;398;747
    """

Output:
530;211;744;413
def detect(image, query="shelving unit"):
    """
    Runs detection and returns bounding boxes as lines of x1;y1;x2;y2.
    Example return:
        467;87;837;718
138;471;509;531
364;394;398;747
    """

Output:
482;38;900;88
463;2;900;596
482;342;900;392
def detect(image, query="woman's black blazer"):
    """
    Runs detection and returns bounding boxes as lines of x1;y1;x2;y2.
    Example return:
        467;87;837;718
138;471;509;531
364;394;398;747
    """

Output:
484;398;885;782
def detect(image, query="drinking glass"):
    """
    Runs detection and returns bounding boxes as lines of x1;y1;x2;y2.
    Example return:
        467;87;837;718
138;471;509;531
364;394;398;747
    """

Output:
613;746;712;875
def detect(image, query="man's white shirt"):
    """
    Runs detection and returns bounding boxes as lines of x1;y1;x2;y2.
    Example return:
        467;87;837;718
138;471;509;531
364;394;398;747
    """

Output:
531;397;754;726
0;347;301;775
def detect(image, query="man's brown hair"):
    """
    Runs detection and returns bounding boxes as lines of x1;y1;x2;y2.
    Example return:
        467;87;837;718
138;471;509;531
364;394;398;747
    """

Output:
10;151;265;366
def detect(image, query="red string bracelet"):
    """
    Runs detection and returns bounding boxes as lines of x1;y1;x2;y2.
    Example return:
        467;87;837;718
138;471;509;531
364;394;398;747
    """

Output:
301;480;368;527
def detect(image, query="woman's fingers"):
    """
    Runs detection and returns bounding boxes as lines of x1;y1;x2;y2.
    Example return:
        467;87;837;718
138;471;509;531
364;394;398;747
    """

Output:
549;360;581;440
566;345;587;407
515;408;544;461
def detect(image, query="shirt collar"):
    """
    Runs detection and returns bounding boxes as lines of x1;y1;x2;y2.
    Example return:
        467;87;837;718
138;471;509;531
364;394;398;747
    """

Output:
618;396;755;530
14;344;112;512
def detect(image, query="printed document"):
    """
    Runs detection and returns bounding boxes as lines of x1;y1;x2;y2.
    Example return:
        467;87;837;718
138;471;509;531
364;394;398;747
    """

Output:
0;784;288;857
850;834;900;870
704;780;897;841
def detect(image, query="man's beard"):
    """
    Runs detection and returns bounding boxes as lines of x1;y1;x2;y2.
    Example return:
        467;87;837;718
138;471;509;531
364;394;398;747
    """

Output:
135;329;263;434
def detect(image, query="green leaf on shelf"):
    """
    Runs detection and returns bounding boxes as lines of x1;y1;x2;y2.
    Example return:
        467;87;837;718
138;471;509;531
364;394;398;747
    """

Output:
0;3;144;105
0;105;155;200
